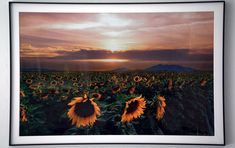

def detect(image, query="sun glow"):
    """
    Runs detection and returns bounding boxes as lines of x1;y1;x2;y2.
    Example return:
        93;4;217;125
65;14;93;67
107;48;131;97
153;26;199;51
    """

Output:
74;59;129;63
100;59;129;62
104;40;127;52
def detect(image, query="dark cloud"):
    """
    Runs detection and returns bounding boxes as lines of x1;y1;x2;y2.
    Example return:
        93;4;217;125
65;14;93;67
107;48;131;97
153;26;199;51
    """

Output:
21;57;213;71
21;49;213;71
53;49;213;62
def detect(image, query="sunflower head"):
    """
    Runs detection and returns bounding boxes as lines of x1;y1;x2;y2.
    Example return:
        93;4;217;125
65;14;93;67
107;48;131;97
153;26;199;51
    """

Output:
145;80;153;88
128;86;136;94
60;95;68;101
121;95;146;123
142;77;148;82
120;82;127;89
72;89;80;96
168;80;173;91
71;77;77;82
73;83;79;87
99;82;105;86
48;88;59;94
67;95;100;128
20;106;27;123
58;80;64;85
20;91;26;98
133;76;142;82
112;85;121;94
179;81;185;89
92;93;102;100
40;93;49;100
37;82;44;87
91;82;97;87
200;79;207;87
189;80;195;86
63;88;71;94
156;96;166;121
33;89;42;96
40;76;46;81
25;79;33;85
56;76;63;80
50;80;58;86
111;75;117;81
29;84;39;90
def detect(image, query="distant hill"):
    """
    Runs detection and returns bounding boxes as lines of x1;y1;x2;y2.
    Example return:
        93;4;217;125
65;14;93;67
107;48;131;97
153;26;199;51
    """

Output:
145;64;195;72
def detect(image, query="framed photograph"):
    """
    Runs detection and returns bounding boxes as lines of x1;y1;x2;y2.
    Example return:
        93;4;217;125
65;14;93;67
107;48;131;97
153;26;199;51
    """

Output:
9;1;225;145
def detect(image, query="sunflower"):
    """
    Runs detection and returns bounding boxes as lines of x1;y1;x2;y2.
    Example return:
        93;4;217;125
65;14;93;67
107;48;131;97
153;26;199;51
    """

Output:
145;80;153;88
78;83;84;87
112;85;121;94
111;75;117;81
72;89;80;96
128;86;136;94
58;80;64;85
99;82;105;86
20;106;27;123
168;80;173;91
20;91;26;98
37;82;44;87
50;80;57;86
29;84;39;90
63;88;71;94
142;77;148;82
92;93;102;100
179;81;185;89
189;80;195;86
56;76;63;80
25;79;33;85
91;82;97;87
60;95;68;101
133;76;142;82
71;77;77;82
40;93;49;100
152;76;155;81
67;95;101;128
33;89;42;96
156;96;166;121
73;83;79;87
121;95;146;123
48;88;59;94
200;79;207;87
40;76;46;81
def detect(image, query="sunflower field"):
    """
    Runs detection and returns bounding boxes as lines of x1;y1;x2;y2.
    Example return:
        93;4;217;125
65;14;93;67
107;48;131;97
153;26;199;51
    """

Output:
20;71;214;136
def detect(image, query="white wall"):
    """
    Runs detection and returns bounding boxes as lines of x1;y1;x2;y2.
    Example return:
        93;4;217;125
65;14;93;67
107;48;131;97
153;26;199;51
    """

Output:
0;0;234;147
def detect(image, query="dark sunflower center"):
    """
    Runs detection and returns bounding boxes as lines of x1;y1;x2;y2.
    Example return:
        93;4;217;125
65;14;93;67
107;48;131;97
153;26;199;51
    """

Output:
113;86;120;91
49;89;56;94
74;100;95;117
93;94;99;98
63;89;69;93
126;100;139;114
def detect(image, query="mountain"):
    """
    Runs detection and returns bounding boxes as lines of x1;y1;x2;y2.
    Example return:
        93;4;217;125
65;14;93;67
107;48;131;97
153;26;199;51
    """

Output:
145;64;196;72
111;67;129;72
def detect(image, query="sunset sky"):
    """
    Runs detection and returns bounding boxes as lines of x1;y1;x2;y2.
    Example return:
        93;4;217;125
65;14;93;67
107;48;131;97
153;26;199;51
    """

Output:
20;12;214;71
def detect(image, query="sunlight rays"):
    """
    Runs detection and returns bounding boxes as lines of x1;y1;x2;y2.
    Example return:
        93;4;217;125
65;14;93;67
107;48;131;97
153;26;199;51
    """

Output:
73;59;129;63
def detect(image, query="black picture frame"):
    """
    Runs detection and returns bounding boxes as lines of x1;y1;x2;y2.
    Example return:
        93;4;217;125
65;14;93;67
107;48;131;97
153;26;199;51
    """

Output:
9;1;225;146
